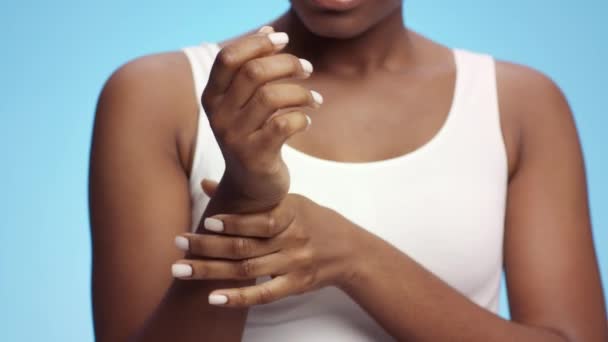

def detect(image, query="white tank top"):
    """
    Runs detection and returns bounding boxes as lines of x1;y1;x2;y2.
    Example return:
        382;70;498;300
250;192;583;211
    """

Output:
183;42;508;341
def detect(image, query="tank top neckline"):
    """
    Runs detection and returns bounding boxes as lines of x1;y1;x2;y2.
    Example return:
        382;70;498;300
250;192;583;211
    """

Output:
206;42;463;169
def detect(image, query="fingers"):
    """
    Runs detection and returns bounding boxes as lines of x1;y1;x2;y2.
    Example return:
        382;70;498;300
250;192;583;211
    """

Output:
200;178;219;197
254;110;312;154
202;31;289;105
208;274;294;307
258;25;274;34
172;252;290;280
201;25;322;167
200;200;296;238
225;53;313;109
175;233;281;259
238;83;322;133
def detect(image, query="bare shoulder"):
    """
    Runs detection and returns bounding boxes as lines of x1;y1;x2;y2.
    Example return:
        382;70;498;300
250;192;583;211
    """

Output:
494;60;576;177
95;50;199;171
99;51;196;116
496;60;608;341
495;60;570;119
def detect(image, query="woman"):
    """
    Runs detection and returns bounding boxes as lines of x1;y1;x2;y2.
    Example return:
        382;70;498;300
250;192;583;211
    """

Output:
89;0;607;341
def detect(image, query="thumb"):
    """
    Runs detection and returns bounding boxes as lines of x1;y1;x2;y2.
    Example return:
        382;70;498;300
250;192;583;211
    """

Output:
201;178;220;197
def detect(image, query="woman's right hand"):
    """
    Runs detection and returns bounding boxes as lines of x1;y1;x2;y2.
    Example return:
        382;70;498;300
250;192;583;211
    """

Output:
201;27;322;212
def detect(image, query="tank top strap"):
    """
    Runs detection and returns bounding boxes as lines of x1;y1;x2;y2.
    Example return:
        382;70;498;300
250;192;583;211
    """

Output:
452;49;499;114
182;43;224;231
448;49;507;169
182;43;220;103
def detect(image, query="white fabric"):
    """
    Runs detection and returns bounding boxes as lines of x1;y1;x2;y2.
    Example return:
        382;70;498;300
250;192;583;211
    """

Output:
182;43;508;341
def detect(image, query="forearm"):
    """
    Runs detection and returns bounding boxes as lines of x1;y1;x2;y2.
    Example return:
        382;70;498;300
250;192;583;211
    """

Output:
341;225;570;342
132;184;278;342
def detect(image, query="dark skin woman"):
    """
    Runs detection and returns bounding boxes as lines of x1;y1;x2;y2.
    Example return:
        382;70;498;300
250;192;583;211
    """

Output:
89;0;608;341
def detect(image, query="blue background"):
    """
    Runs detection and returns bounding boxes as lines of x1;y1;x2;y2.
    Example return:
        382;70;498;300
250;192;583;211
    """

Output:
0;1;606;341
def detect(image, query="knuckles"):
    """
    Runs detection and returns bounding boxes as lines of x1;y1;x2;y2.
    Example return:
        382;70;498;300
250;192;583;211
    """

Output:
265;211;278;236
232;238;253;259
237;259;256;278
293;248;314;266
241;54;302;84
302;272;317;290
269;116;291;137
217;47;240;69
256;85;279;108
235;290;253;306
242;59;266;82
290;224;311;246
255;285;275;305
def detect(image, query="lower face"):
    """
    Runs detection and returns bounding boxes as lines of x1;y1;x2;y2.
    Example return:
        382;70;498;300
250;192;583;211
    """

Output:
289;0;403;39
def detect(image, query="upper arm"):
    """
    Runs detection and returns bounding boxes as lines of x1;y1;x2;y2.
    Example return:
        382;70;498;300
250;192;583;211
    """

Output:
497;62;608;341
89;52;197;340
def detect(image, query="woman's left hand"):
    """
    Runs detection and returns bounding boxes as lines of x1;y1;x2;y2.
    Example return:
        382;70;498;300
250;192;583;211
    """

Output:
171;179;363;307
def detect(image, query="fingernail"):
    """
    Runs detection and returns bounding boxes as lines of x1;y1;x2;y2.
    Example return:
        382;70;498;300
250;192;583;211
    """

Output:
171;264;192;278
258;25;274;33
174;236;189;251
299;58;313;74
204;217;224;232
311;90;324;105
209;294;229;305
305;115;312;128
268;32;289;46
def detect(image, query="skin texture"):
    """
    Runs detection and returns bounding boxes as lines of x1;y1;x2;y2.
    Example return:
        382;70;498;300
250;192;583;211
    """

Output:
89;1;608;341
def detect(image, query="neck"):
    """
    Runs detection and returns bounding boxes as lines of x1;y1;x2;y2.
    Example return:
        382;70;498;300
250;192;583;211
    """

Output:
273;8;413;76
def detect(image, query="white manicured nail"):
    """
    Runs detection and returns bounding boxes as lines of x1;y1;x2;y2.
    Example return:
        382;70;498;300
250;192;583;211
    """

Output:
311;90;324;105
204;217;224;232
305;115;312;128
299;58;313;74
171;264;192;278
174;236;189;251
209;294;229;305
268;32;289;46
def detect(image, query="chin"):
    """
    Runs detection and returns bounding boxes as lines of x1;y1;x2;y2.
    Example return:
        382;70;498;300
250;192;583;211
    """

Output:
290;0;402;39
299;13;374;39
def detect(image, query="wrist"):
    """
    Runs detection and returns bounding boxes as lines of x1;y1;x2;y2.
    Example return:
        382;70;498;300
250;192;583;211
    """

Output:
195;180;284;234
331;212;377;292
212;177;284;214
